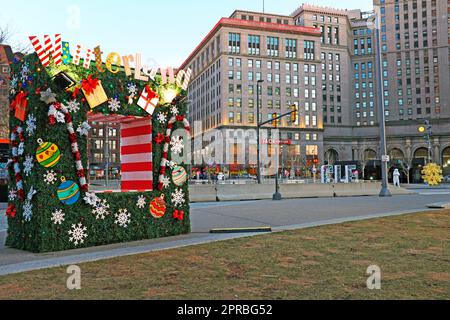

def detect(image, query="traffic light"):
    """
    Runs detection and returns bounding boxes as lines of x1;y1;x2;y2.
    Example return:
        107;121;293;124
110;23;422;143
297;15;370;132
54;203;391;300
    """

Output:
272;113;278;127
290;105;298;123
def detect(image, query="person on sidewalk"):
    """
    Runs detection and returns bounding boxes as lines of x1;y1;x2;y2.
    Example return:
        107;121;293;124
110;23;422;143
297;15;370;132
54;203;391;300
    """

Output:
393;169;401;187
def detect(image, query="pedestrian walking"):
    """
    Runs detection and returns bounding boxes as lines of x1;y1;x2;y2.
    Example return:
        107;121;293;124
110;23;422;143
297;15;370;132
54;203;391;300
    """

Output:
393;169;401;187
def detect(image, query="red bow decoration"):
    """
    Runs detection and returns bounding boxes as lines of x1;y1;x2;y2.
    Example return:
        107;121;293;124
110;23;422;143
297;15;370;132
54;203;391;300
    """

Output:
173;210;185;221
145;85;159;101
176;115;185;122
81;75;100;95
154;133;165;144
6;204;17;219
10;91;28;112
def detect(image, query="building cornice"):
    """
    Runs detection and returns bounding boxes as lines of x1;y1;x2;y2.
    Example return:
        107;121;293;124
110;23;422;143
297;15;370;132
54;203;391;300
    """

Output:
179;18;320;70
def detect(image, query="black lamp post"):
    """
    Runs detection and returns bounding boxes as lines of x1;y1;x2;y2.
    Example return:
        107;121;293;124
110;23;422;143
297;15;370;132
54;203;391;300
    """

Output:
256;79;264;184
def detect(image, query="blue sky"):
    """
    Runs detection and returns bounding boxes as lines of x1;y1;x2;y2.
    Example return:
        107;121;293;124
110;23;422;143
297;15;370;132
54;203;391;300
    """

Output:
1;0;373;67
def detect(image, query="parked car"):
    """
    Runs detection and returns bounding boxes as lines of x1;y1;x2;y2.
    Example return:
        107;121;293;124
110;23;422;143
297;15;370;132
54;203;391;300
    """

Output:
443;175;450;183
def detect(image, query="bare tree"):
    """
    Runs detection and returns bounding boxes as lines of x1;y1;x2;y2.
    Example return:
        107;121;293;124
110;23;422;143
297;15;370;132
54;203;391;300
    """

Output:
0;25;12;44
0;24;31;54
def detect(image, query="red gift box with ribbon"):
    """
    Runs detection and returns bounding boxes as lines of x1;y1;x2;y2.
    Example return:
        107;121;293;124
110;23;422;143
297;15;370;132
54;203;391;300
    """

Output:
137;85;159;115
10;91;28;122
81;75;108;109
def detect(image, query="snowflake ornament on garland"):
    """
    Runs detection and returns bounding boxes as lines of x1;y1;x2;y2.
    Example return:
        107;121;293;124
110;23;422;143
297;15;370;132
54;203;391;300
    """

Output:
20;62;30;83
68;223;88;246
25;114;37;137
23;155;34;177
51;209;65;225
127;83;138;104
160;176;171;189
157;113;167;124
66;100;81;113
83;192;100;206
136;195;146;209
171;189;186;207
115;209;131;228
44;170;58;185
23;201;33;222
40;88;57;105
77;121;91;137
92;199;111;220
8;189;17;202
108;97;121;112
170;136;184;155
171;106;179;116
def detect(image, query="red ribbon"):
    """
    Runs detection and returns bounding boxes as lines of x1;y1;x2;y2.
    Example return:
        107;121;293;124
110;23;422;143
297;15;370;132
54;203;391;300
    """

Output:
81;75;99;95
10;91;28;112
173;210;185;221
6;204;17;218
145;85;158;101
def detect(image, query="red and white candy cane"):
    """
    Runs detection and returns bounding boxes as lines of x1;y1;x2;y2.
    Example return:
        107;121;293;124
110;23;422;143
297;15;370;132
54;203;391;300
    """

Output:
48;103;88;191
158;115;190;191
10;127;26;201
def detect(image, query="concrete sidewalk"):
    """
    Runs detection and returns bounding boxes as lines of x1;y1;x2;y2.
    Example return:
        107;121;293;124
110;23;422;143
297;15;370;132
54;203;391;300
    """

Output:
1;193;449;276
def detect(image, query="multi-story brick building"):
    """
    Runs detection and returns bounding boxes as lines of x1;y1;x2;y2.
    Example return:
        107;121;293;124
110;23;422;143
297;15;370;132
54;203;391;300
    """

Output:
181;1;450;181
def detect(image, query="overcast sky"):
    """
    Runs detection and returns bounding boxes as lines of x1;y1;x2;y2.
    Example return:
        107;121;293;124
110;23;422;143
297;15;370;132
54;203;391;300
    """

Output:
0;0;373;67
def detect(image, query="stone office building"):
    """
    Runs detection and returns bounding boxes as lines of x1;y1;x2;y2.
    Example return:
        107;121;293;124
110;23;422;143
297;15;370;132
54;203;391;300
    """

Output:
181;1;450;180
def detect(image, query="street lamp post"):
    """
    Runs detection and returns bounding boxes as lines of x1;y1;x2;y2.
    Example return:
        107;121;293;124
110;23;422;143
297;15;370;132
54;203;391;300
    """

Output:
374;11;392;197
256;79;264;184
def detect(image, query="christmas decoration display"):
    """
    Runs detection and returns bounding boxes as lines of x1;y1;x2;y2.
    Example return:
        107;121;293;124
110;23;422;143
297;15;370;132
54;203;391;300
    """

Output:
81;75;108;109
10;127;25;201
421;163;443;186
57;177;81;206
157;115;190;190
171;164;188;187
150;195;167;219
137;85;159;115
7;39;191;253
36;139;61;168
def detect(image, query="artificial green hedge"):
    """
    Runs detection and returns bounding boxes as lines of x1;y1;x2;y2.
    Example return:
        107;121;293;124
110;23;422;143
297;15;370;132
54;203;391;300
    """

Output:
6;53;190;253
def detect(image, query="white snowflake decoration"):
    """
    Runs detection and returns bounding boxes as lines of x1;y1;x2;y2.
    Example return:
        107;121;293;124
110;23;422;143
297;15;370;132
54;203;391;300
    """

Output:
23;155;34;177
170;136;184;155
23;201;33;222
8;189;17;201
108;98;121;112
157;113;167;124
40;88;57;105
171;189;186;207
68;223;88;246
20;62;30;82
92;199;111;220
43;170;58;185
84;192;100;206
161;176;171;189
77;121;91;137
171;106;179;116
136;195;146;209
115;209;131;228
66;100;81;113
25;114;37;137
10;76;18;89
127;83;138;104
51;209;65;225
27;186;37;201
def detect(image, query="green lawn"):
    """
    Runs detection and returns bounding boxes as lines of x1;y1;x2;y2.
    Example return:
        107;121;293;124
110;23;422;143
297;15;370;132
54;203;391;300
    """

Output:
1;210;449;300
